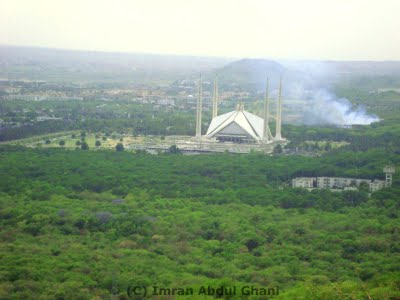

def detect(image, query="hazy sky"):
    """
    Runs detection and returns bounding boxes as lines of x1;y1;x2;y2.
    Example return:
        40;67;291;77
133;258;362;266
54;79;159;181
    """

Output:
1;0;400;60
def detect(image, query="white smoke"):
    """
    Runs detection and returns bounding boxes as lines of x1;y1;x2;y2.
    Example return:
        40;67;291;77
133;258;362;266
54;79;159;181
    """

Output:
304;89;380;125
277;61;380;125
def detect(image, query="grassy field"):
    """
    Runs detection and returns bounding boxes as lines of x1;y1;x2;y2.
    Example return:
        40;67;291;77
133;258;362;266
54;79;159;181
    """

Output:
3;132;180;150
2;130;351;154
39;134;135;150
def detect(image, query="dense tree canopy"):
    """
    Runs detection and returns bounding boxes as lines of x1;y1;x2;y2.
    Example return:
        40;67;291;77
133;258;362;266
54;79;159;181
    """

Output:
0;146;399;299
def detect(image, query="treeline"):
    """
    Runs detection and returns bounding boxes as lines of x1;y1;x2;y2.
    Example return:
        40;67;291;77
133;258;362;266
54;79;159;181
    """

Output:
0;120;72;141
284;121;400;152
0;115;197;141
0;99;200;141
0;146;398;208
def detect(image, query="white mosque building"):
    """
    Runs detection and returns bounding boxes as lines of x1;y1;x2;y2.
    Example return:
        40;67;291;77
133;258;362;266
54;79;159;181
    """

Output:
194;75;285;147
131;75;287;154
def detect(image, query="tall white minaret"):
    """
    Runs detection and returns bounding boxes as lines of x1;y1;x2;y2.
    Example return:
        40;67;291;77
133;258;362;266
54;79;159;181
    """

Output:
263;78;273;142
195;74;203;137
212;75;219;118
275;78;282;140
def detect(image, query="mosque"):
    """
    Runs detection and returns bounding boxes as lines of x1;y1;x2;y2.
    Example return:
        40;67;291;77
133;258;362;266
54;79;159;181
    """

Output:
130;75;287;154
193;75;286;151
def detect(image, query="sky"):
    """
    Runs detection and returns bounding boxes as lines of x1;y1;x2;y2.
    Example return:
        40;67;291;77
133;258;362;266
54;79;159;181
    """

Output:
1;0;400;60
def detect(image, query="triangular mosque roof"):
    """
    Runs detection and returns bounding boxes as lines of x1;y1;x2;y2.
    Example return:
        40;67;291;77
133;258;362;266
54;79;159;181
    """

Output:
206;108;264;141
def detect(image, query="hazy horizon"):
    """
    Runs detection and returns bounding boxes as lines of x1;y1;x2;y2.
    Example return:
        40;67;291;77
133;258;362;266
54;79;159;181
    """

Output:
3;44;400;63
2;0;400;61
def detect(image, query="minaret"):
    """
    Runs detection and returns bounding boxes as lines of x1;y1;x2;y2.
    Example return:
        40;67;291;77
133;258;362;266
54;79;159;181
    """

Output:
212;75;218;118
275;78;282;140
383;165;395;187
195;74;203;137
263;78;273;142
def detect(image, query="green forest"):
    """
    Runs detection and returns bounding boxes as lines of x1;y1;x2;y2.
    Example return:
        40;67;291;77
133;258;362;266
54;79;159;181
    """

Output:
0;144;399;299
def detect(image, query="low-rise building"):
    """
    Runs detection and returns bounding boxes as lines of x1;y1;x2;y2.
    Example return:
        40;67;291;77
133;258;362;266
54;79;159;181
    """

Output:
316;177;371;189
369;180;386;192
292;177;316;188
158;99;175;106
292;176;387;192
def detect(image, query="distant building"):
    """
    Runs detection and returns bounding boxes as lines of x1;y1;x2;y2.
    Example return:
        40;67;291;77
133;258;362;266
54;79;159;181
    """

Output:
206;104;265;143
36;116;62;122
292;177;316;188
158;99;175;106
369;180;386;192
197;76;284;144
292;176;387;192
344;186;358;191
316;177;371;189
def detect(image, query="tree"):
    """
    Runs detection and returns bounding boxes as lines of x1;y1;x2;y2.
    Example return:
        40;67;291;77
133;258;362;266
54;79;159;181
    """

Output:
245;238;260;252
45;139;51;144
95;140;101;147
273;144;283;154
71;134;76;139
359;181;370;192
324;142;332;151
81;141;89;150
95;134;100;139
168;144;182;154
115;143;124;152
59;140;65;147
102;136;107;141
313;142;321;150
80;131;86;138
76;140;81;146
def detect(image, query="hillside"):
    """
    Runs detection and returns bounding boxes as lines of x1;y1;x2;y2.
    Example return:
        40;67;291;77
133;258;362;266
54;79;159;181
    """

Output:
0;45;232;83
215;59;287;91
215;59;400;92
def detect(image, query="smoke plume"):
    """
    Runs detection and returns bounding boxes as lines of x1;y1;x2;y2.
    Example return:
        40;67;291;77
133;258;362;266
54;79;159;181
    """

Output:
304;89;379;125
278;61;380;125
